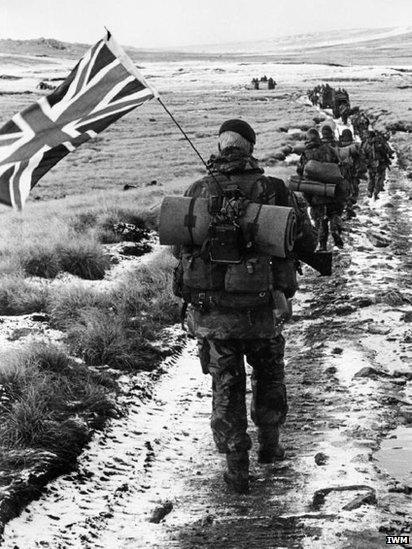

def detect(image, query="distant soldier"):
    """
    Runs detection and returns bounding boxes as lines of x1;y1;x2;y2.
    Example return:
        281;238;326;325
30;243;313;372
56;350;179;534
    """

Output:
297;128;347;250
252;78;260;90
173;120;316;494
261;75;268;82
321;124;337;147
351;109;370;140
268;77;276;90
361;130;394;199
337;129;364;218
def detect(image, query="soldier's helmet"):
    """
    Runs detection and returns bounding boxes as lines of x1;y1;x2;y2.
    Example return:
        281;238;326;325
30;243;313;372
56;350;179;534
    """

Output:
321;124;334;139
339;129;353;146
305;128;321;145
219;119;256;143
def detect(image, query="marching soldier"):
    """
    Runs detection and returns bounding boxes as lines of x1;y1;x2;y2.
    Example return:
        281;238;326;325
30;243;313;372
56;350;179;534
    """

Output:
297;128;347;250
173;120;316;494
361;130;394;199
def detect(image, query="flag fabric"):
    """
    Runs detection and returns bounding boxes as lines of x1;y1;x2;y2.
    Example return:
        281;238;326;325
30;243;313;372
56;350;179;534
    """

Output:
0;31;157;209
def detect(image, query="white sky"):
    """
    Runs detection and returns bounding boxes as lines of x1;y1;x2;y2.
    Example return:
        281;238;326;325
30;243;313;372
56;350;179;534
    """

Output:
1;0;411;48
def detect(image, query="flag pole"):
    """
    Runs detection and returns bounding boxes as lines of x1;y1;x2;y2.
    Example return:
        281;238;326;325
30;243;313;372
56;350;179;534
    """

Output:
105;29;226;191
156;96;212;174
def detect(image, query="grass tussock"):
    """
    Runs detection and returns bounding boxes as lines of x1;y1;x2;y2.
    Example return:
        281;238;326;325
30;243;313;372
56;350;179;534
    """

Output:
19;238;109;280
48;250;180;371
0;342;116;466
0;276;48;315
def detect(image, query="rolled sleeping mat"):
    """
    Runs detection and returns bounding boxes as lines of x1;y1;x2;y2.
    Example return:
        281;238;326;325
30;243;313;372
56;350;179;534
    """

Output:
303;160;343;185
159;196;297;258
289;176;337;198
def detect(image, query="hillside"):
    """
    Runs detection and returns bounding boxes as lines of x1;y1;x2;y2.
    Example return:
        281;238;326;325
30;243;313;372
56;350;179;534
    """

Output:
1;26;412;65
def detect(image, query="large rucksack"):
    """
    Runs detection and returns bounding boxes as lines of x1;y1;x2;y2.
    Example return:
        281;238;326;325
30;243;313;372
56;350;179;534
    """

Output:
173;174;299;312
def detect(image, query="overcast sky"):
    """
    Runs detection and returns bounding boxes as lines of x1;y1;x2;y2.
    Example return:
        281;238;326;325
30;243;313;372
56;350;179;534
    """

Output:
1;0;411;48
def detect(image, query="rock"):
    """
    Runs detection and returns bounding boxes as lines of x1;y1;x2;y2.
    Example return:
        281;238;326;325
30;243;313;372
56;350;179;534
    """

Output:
118;244;152;257
146;180;158;186
312;485;375;509
324;366;337;375
331;347;343;355
272;152;286;161
313;116;326;124
392;370;412;381
278;126;289;132
334;304;356;316
353;367;388;379
401;311;412;322
351;297;374;308
314;452;329;466
149;500;173;523
342;490;377;511
367;323;391;335
367;232;390;248
123;184;137;190
31;313;50;322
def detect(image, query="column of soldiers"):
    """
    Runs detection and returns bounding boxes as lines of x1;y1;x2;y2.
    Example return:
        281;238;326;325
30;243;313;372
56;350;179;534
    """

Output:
301;85;394;250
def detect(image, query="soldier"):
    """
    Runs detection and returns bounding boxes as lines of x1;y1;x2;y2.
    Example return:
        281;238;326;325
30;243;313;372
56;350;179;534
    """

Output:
351;109;370;141
173;119;316;494
361;130;394;199
337;129;364;218
268;77;276;90
321;123;337;148
297;128;347;250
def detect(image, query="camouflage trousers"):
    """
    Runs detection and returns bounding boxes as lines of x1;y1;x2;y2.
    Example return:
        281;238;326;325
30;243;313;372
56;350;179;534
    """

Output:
311;205;343;247
198;336;287;454
368;168;386;196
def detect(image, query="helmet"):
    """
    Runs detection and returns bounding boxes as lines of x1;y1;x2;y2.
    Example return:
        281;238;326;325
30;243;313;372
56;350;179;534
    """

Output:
339;129;353;145
321;124;334;138
219;119;256;145
305;128;321;144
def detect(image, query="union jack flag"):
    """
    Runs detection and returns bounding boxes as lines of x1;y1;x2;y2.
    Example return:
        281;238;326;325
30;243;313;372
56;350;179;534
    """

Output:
0;31;156;209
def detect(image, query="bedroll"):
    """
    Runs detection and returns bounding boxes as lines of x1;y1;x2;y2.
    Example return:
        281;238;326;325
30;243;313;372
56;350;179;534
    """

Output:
288;176;337;198
159;196;297;258
303;160;343;185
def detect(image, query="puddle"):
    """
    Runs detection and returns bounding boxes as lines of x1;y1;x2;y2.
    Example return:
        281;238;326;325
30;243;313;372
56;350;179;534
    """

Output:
376;426;412;485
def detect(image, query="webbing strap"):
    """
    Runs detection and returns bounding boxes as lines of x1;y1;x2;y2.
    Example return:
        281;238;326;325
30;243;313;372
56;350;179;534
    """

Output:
184;197;197;247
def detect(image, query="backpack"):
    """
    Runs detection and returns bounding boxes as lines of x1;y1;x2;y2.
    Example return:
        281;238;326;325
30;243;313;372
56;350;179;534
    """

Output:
173;174;298;313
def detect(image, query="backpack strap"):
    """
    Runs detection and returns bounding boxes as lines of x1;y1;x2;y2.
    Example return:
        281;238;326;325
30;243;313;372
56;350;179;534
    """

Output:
184;196;197;248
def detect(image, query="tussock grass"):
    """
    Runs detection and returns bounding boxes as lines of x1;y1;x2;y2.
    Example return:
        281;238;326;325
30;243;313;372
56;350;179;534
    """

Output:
17;237;109;280
56;239;109;279
48;250;180;371
0;342;116;465
0;276;48;315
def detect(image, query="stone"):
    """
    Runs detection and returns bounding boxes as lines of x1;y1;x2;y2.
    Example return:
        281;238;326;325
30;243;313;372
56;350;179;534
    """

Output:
353;367;389;379
149;500;173;523
332;347;343;355
367;323;391;335
314;452;329;466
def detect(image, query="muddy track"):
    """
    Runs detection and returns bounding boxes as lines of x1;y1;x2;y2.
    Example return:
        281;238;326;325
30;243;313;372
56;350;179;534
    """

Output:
2;121;412;547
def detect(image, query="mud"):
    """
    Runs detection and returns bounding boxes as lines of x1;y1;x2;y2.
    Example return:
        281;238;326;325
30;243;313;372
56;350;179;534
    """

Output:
2;154;411;547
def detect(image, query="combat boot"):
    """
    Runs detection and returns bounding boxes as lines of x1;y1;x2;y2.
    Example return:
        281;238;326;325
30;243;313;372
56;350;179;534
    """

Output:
224;451;249;494
258;427;286;464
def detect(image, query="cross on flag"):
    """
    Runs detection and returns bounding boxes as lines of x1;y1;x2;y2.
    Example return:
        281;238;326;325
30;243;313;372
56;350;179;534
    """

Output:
0;31;157;209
